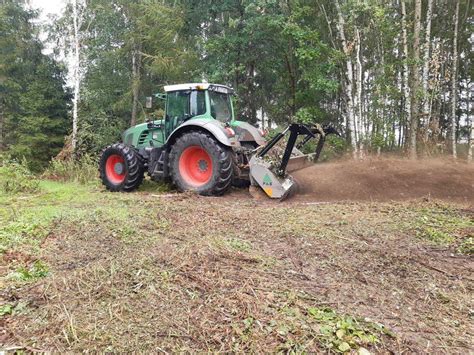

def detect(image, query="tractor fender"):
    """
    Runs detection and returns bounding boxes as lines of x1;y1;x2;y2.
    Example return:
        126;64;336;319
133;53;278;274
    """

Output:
166;118;239;148
234;121;266;146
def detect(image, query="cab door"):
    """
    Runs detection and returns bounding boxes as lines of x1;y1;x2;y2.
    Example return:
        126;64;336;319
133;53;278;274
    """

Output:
164;90;208;138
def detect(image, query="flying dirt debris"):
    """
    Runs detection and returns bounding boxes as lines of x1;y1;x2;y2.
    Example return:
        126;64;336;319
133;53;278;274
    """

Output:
99;83;338;199
290;158;474;204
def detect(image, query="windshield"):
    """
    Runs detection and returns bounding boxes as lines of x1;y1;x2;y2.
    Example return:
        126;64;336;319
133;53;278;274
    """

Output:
209;91;232;122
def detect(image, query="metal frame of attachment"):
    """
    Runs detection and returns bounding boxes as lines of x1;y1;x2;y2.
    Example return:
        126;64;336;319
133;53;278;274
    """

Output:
256;123;329;177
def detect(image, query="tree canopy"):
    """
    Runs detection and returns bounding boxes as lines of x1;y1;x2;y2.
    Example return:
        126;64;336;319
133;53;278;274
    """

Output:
1;0;472;167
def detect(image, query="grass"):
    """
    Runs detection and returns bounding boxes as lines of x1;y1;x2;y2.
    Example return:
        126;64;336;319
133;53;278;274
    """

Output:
0;179;473;352
410;206;473;250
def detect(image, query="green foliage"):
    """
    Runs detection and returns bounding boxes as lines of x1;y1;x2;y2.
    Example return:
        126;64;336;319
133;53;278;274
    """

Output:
0;180;96;253
1;1;69;171
226;238;252;252
9;260;49;281
0;303;14;317
307;307;390;353
412;208;473;249
43;155;98;184
0;158;40;194
457;236;473;255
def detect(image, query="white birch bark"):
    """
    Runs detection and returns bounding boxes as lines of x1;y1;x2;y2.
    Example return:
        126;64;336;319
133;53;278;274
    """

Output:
71;0;81;155
421;0;434;141
0;103;3;150
451;0;459;159
468;84;473;163
355;28;364;158
335;0;357;157
408;0;422;159
131;47;141;127
401;1;411;152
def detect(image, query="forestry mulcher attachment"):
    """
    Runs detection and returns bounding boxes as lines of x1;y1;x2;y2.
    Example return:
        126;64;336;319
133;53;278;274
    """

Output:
99;83;337;199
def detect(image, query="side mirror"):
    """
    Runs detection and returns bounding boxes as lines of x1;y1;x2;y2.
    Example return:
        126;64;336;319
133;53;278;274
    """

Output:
145;96;153;109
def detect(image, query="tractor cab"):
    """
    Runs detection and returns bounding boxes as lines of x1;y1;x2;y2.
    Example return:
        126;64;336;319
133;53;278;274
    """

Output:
122;83;265;150
162;83;235;135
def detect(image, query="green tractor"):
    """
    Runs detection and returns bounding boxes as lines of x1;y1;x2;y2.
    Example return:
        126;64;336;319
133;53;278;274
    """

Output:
99;83;336;199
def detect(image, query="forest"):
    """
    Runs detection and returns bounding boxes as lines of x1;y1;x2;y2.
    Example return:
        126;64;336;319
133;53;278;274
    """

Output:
0;0;473;171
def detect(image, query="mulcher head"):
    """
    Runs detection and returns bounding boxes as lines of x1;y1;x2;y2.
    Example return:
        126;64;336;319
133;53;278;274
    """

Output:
249;155;296;199
249;123;338;199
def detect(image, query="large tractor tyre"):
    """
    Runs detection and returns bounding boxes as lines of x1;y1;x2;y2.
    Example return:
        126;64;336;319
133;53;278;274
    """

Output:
169;131;233;196
99;143;144;192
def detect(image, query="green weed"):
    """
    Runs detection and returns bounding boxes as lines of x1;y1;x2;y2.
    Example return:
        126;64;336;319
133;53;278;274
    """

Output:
9;260;49;281
43;155;98;184
0;303;13;317
0;301;28;318
226;238;252;252
0;159;40;194
457;236;473;255
413;209;473;247
306;307;391;353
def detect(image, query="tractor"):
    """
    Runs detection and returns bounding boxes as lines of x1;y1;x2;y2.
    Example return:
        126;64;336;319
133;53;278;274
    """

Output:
99;83;336;199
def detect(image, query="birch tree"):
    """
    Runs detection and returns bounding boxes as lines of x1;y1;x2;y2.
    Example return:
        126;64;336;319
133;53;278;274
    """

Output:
421;0;433;142
451;0;460;159
355;27;363;158
71;0;85;155
468;90;473;163
130;45;141;127
401;0;411;153
408;0;422;159
335;0;358;157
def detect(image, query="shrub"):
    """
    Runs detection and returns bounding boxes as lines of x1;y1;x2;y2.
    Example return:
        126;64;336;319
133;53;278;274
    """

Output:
0;158;40;194
43;155;98;184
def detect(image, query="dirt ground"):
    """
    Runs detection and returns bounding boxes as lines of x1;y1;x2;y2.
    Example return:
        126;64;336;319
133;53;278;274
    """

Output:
1;158;473;353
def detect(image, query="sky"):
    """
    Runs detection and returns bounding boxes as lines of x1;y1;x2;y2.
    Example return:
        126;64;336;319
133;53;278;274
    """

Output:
28;0;70;81
29;0;65;22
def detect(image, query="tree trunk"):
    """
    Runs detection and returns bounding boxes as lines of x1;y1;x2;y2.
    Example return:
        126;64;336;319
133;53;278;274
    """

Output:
468;81;473;163
71;0;81;156
131;47;141;127
409;0;422;159
451;0;459;159
468;117;473;163
401;0;412;154
335;0;357;157
421;0;434;142
0;102;4;150
355;28;363;158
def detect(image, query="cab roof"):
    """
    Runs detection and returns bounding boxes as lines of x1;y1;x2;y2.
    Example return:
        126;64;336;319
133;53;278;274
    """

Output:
163;83;234;94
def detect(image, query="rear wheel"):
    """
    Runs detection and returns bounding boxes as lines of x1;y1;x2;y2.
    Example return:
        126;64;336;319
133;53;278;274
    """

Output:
99;143;144;192
169;131;233;195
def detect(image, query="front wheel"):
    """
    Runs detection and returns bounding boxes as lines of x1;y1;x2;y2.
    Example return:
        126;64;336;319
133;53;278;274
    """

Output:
99;143;144;192
169;131;233;196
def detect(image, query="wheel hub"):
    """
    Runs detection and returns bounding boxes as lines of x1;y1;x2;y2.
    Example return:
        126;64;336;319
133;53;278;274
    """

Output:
114;162;125;175
198;159;208;172
105;154;126;184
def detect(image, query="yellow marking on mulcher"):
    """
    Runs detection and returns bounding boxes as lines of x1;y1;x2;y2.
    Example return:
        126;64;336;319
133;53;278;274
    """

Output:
263;187;273;197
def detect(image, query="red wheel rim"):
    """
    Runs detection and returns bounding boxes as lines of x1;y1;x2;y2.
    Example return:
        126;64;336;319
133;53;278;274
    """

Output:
105;154;126;184
178;146;213;187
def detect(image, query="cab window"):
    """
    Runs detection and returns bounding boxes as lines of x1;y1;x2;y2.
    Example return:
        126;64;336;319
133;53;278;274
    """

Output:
209;91;232;122
190;91;206;116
